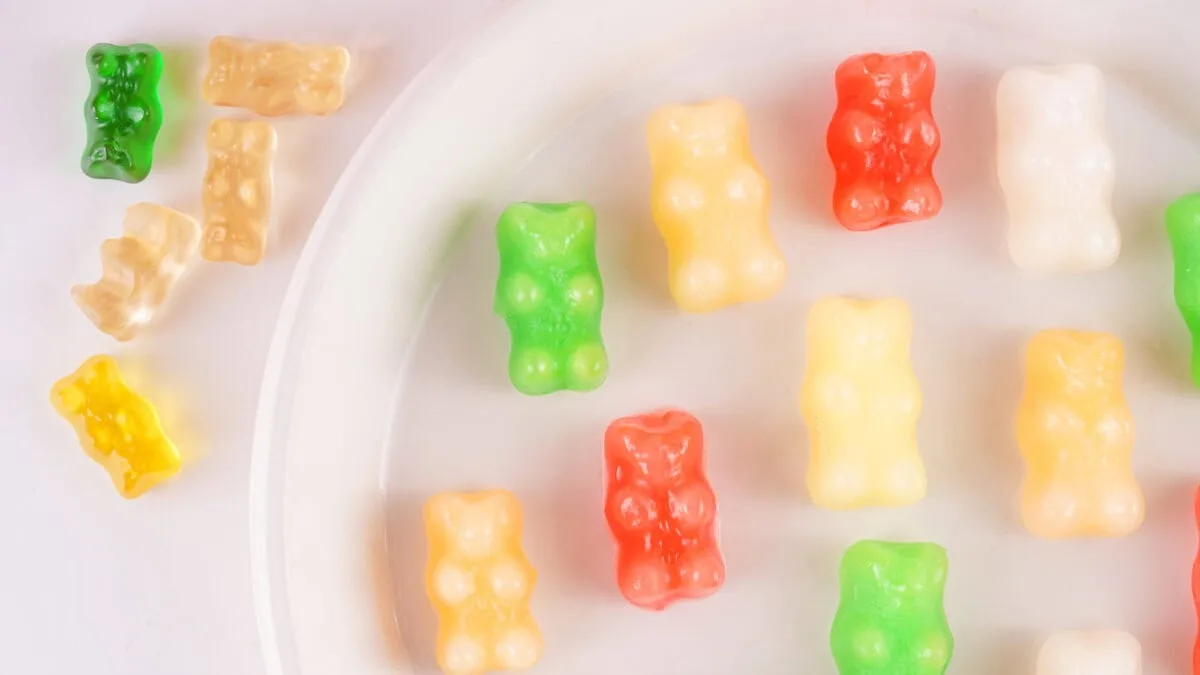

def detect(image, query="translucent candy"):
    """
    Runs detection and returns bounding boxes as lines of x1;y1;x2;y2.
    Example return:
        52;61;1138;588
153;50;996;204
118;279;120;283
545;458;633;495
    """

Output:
82;43;163;183
72;202;199;341
201;118;276;265
1017;330;1144;538
646;97;785;312
202;36;350;117
425;490;542;675
50;355;181;498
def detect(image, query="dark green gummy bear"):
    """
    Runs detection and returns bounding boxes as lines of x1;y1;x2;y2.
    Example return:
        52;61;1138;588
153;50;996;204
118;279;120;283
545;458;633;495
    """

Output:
831;540;954;675
494;202;607;396
82;44;163;183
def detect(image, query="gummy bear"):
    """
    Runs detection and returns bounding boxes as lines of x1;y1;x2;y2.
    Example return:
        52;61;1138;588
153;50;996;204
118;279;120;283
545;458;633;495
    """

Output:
646;97;786;312
603;409;725;610
996;64;1118;270
1017;330;1144;538
202;37;350;117
82;43;163;183
827;51;942;231
50;355;181;498
425;490;543;675
1037;630;1142;675
1193;487;1200;675
830;540;953;675
800;297;924;509
72;203;200;341
1166;194;1200;387
201;118;277;265
494;201;607;395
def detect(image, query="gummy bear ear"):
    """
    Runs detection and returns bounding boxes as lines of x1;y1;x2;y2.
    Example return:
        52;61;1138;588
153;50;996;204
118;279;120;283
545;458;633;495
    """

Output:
426;493;469;533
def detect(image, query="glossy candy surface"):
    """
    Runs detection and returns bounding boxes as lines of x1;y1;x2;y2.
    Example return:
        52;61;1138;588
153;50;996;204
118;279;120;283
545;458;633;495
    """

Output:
831;540;953;675
603;409;724;610
201;118;277;265
1017;330;1143;538
82;43;163;183
1166;194;1200;387
50;355;181;498
800;297;924;509
202;36;350;116
646;97;785;312
1036;630;1141;675
996;64;1118;270
72;203;200;341
494;201;607;395
827;51;941;231
425;490;542;675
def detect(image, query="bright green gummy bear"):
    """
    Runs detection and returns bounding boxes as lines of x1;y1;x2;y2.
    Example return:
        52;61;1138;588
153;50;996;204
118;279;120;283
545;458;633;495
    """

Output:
1167;193;1200;388
494;201;608;395
82;43;163;183
831;540;953;675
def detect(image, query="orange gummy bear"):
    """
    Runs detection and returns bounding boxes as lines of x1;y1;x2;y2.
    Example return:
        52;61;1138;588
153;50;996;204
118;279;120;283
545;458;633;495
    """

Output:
425;490;543;675
202;36;349;117
50;355;180;498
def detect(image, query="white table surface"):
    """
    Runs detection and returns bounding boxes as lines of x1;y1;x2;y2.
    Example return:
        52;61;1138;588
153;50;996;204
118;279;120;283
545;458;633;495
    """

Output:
0;1;492;672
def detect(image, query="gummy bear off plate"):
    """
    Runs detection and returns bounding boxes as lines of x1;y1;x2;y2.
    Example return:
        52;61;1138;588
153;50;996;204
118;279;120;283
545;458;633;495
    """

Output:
249;1;1200;674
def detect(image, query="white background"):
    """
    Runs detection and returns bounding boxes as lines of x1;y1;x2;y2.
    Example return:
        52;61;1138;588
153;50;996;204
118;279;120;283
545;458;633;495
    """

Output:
0;1;491;673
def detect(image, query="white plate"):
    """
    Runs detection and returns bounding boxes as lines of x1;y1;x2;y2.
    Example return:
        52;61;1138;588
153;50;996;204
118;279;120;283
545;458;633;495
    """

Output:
250;1;1200;673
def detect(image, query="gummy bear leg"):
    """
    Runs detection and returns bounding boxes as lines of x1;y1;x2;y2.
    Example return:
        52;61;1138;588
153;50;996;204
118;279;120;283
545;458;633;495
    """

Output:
493;625;543;670
565;341;608;392
509;347;561;395
1098;482;1145;536
440;632;488;675
1021;482;1083;538
808;454;870;509
736;242;787;303
879;454;927;506
846;623;890;668
676;547;726;599
618;554;673;610
833;181;889;231
671;256;729;313
895;178;943;222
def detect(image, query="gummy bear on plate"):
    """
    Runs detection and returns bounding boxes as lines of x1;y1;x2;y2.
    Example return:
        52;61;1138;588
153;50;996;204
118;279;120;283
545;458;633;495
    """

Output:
603;409;725;610
72;203;200;341
202;36;350;117
50;355;181;498
494;201;607;395
82;43;163;183
425;490;543;675
1017;330;1143;538
831;540;953;675
827;51;941;231
201;118;277;265
646;97;786;312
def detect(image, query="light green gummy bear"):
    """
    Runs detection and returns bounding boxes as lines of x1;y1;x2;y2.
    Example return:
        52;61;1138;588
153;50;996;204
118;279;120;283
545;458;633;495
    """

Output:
1166;193;1200;388
831;540;953;675
494;201;608;396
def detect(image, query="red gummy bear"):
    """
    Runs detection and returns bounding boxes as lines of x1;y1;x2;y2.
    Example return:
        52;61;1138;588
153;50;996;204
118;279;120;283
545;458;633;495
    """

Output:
826;50;942;231
603;408;725;610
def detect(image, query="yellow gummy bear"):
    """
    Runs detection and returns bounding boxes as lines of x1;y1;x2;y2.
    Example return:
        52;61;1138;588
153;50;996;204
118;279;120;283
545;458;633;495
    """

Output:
425;490;543;675
1017;330;1144;538
799;297;925;509
646;97;786;313
72;202;200;341
50;355;181;498
202;36;350;117
201;118;276;266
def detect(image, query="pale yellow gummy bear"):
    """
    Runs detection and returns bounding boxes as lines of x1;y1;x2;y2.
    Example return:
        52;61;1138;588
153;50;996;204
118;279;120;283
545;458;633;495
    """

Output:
425;490;543;675
646;97;786;313
201;118;276;266
72;203;200;341
1017;330;1144;538
202;36;350;117
799;297;925;509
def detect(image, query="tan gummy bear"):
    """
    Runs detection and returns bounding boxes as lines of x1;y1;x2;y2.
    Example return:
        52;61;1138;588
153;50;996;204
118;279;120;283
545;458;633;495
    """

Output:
201;118;276;266
202;36;350;117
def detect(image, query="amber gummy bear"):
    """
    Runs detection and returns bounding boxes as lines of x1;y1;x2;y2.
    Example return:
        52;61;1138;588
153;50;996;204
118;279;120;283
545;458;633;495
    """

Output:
202;36;350;116
201;118;276;265
72;203;199;341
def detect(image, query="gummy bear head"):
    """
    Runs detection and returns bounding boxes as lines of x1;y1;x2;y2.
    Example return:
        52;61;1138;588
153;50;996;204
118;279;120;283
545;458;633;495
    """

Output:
208;118;277;163
1026;330;1123;396
497;202;596;266
835;51;934;110
51;355;123;414
427;490;522;560
840;540;947;614
1000;64;1104;133
807;297;912;364
646;97;749;168
605;409;705;486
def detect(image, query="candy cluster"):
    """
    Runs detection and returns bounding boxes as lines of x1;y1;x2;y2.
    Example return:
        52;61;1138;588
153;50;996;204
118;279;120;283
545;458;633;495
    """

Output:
52;42;1200;675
